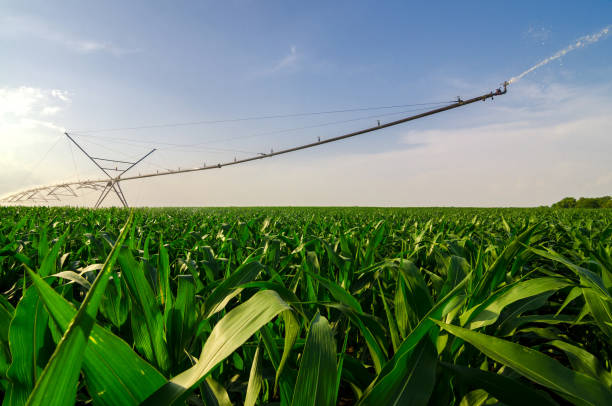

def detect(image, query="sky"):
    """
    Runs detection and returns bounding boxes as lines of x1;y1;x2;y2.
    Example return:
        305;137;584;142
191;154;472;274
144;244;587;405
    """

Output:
1;1;611;207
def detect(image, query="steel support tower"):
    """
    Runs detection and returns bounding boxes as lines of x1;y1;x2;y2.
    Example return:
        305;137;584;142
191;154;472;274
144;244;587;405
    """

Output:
0;84;508;207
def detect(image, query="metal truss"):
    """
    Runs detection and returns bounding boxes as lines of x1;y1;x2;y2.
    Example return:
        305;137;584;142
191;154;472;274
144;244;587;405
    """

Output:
63;133;156;208
1;180;107;204
0;85;508;207
1;134;155;207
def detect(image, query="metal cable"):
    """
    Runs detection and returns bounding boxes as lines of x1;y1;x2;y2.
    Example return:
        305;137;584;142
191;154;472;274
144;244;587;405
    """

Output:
71;103;452;152
16;135;63;187
2;87;506;204
67;138;80;182
69;100;456;133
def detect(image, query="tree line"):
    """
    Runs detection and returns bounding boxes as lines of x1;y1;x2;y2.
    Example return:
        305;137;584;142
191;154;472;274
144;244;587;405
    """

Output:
552;196;612;208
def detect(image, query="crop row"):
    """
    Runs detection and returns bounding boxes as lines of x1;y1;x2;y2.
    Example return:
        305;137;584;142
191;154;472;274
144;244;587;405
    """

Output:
0;207;611;405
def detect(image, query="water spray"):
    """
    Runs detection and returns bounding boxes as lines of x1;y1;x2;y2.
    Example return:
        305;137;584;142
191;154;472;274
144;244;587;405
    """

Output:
507;24;611;85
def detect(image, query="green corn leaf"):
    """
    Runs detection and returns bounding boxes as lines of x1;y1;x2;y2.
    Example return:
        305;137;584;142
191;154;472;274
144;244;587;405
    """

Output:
244;344;263;406
334;324;351;401
38;230;68;278
394;260;434;338
323;242;350;273
439;256;469;298
142;289;291;405
396;260;433;322
307;271;362;312
458;389;491;406
394;274;410;339
36;226;47;270
377;279;401;353
373;273;470;388
0;295;15;345
473;223;538;302
555;286;583;316
434;320;612;406
4;288;54;406
7;216;27;241
50;271;91;290
547;340;612;388
461;277;571;329
158;237;172;309
202;260;264;319
260;324;296;406
325;303;387;374
498;313;581;337
28;267;167;406
25;212;133;406
167;275;197;368
340;354;372;397
440;362;558;406
158;237;173;336
363;220;386;266
237;281;306;319
200;246;221;283
530;247;612;339
200;376;232;406
100;273;128;328
0;343;10;386
291;312;337;406
357;338;437;406
177;255;205;292
496;292;556;334
117;245;170;373
276;310;299;395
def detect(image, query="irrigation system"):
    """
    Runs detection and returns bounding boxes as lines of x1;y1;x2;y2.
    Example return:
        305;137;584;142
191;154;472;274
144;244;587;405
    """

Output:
1;83;508;207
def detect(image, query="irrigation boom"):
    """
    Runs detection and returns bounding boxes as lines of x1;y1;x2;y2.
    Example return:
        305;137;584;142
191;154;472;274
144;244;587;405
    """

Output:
1;84;507;207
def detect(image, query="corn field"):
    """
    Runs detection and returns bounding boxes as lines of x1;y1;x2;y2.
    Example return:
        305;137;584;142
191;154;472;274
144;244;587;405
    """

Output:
0;206;611;405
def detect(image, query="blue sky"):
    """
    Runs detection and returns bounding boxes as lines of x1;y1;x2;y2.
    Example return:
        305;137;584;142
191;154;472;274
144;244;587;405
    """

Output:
1;1;611;206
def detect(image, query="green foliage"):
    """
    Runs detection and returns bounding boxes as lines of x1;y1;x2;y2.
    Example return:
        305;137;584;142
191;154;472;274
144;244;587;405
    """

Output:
291;313;337;406
552;196;612;208
0;206;611;405
552;197;578;208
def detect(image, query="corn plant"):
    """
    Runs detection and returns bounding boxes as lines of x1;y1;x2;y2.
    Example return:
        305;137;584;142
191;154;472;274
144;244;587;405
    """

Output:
0;206;610;405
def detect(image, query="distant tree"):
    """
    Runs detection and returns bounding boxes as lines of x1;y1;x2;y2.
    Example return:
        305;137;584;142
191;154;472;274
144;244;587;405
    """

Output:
575;197;600;208
553;196;612;208
596;196;612;208
552;197;576;208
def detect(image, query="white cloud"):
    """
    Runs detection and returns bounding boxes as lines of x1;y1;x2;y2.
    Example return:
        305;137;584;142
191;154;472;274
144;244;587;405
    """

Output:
0;85;74;198
524;26;552;45
0;86;70;118
253;45;301;77
0;85;70;165
51;89;71;102
0;15;140;56
41;106;61;116
0;87;42;116
21;118;66;133
273;45;299;71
